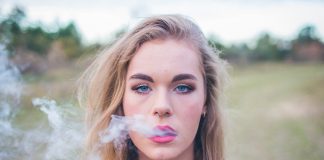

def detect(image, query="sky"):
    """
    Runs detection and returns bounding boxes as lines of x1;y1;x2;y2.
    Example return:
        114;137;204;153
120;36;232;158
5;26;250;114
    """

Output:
1;0;324;44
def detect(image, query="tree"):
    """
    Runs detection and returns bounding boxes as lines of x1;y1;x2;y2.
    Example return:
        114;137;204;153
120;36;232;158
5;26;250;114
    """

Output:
23;26;53;55
250;33;280;61
297;25;319;43
292;25;324;61
55;22;82;58
0;6;26;54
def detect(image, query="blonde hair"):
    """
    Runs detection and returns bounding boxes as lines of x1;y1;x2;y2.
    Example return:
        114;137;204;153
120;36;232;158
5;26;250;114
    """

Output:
78;15;227;160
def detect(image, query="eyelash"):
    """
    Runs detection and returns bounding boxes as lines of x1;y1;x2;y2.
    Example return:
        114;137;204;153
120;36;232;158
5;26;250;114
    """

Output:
131;84;195;95
131;84;151;95
174;84;194;94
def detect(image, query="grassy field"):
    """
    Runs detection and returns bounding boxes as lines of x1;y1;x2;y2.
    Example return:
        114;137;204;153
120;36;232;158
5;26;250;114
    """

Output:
225;63;324;160
12;62;324;160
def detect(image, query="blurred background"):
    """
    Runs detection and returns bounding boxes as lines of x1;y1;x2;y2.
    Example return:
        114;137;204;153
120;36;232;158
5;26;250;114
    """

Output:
1;0;323;160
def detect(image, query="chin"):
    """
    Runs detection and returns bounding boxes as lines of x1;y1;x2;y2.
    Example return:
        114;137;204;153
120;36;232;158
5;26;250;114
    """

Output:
140;147;179;160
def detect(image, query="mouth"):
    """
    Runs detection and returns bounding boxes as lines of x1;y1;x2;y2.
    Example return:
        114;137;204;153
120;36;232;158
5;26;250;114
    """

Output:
149;125;177;143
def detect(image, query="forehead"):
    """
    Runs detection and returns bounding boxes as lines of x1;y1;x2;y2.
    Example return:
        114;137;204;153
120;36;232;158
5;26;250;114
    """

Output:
127;39;203;79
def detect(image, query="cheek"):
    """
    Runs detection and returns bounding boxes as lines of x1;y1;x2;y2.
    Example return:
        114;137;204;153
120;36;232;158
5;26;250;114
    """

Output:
174;90;205;116
173;95;204;127
122;92;136;116
180;102;203;124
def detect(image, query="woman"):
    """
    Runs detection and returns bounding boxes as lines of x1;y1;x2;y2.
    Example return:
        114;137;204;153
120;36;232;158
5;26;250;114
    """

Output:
78;15;228;160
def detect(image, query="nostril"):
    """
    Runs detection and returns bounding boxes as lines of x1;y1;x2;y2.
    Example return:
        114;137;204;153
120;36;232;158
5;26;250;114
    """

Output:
154;111;171;118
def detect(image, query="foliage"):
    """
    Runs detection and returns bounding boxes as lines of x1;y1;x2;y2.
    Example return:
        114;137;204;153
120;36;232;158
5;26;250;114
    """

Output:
250;33;280;60
207;25;323;62
23;26;53;55
55;23;82;58
0;7;84;58
0;7;26;53
296;25;320;43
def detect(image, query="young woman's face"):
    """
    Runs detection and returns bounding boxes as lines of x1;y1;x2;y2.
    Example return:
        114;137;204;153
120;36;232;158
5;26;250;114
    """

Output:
123;39;205;160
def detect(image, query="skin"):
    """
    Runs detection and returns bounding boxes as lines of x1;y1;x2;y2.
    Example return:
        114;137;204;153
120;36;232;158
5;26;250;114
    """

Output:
123;39;205;160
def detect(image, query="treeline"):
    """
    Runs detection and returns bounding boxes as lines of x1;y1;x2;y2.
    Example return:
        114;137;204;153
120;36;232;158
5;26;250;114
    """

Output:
0;7;101;59
209;26;324;63
1;7;323;71
0;7;103;73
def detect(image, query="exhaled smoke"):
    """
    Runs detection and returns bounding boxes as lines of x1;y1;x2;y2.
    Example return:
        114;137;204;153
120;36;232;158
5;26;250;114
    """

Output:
98;115;168;151
0;44;22;120
32;98;85;160
0;43;24;159
0;43;85;160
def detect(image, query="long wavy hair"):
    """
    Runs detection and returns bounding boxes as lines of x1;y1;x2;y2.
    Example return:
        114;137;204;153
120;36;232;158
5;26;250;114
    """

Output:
78;14;227;160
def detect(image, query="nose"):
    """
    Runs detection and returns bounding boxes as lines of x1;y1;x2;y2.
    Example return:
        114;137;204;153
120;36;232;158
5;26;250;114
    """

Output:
152;89;173;118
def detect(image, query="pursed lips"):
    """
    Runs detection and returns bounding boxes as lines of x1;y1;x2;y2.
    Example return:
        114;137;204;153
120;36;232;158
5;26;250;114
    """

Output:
150;125;177;143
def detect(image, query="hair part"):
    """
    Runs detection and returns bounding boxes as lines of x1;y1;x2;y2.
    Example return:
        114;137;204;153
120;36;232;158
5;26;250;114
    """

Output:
78;14;228;160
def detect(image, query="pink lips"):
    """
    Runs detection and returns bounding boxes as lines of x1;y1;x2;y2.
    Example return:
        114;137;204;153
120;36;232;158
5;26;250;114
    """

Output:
150;125;177;143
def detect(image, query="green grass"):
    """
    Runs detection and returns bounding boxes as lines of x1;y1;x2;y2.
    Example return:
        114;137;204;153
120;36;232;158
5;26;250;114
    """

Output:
14;65;82;130
225;63;324;160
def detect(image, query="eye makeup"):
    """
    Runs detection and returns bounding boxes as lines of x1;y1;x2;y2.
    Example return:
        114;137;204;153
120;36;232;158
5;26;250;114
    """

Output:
131;83;151;95
174;84;195;94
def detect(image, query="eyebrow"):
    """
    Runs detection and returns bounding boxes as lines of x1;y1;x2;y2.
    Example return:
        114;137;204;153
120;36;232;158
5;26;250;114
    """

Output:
129;73;197;83
129;73;154;82
172;74;197;82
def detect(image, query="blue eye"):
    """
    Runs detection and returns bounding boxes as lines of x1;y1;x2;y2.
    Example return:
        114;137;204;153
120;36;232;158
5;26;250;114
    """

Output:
175;84;193;94
132;84;151;94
